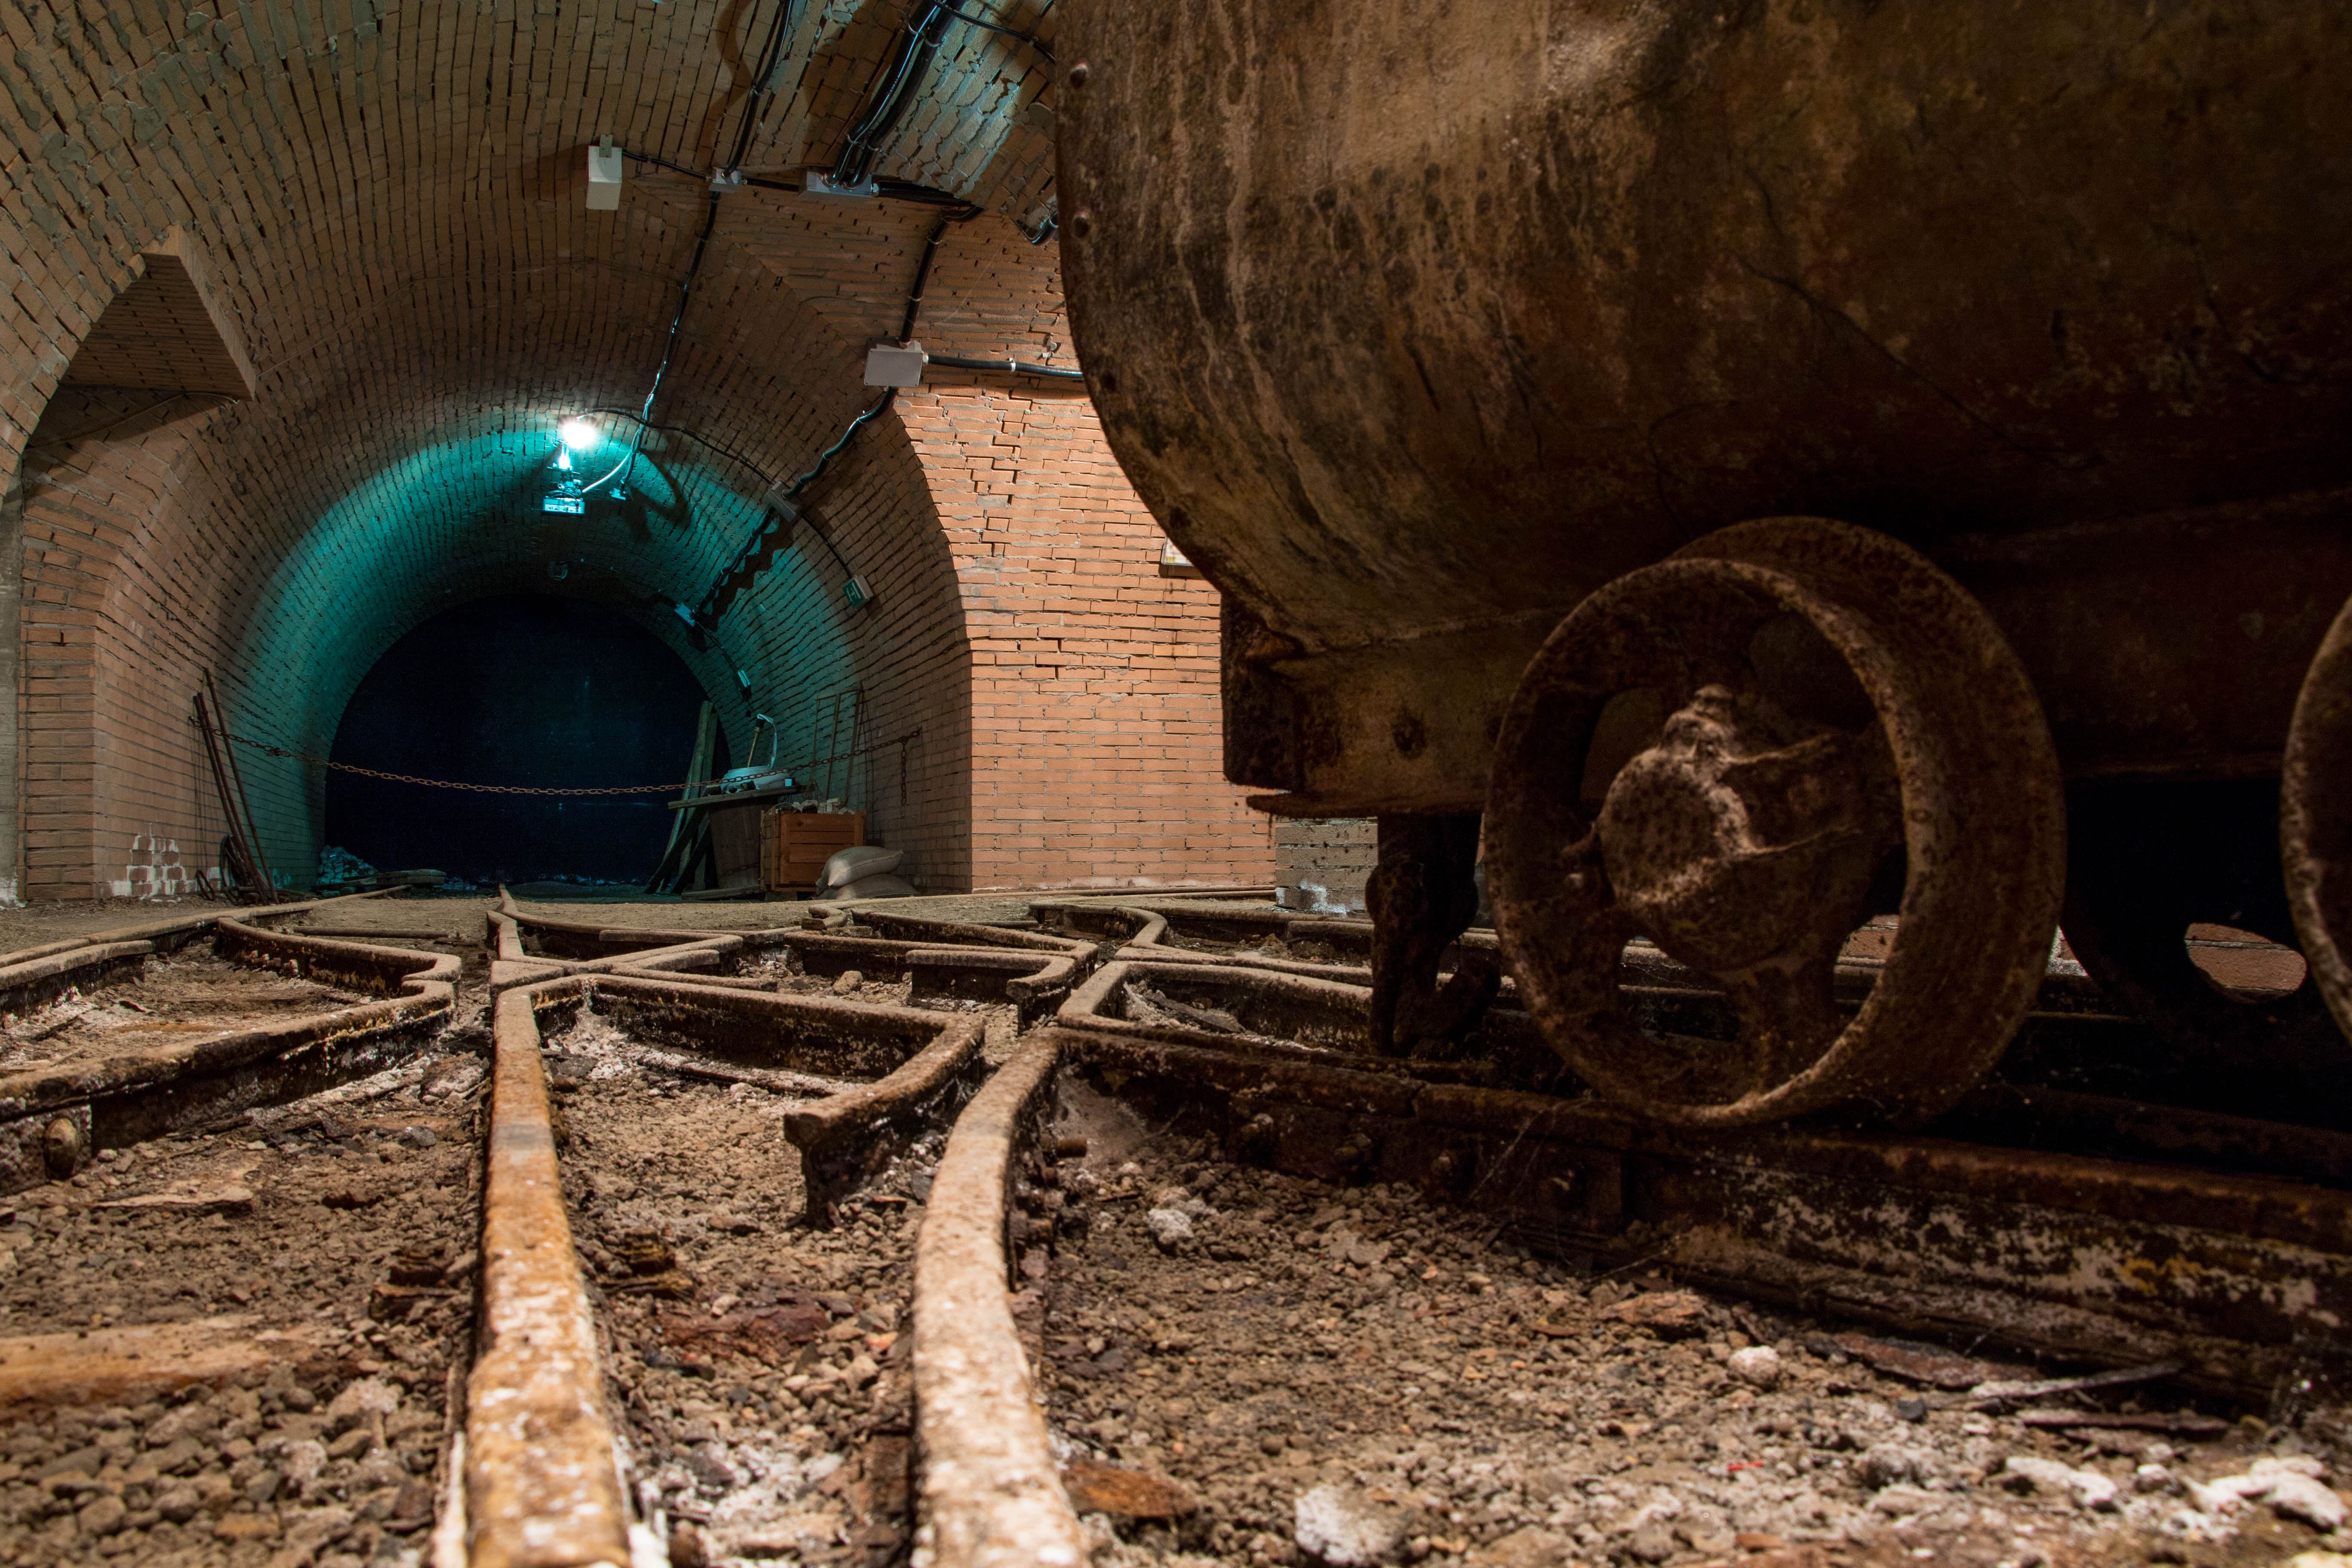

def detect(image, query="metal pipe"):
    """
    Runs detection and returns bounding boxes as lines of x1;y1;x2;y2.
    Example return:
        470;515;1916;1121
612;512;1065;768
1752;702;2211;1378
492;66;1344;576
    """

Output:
924;353;1084;382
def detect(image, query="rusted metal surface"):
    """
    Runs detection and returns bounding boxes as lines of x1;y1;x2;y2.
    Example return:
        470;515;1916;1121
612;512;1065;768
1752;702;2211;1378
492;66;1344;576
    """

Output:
215;916;465;995
630;927;1088;1022
1054;0;2352;1131
1060;958;1559;1102
0;925;457;1192
470;983;632;1568
0;886;402;991
0;940;155;1013
783;1011;987;1223
491;937;737;994
1032;899;1293;946
1487;520;2064;1125
487;908;529;963
1059;0;2352;814
910;1033;1087;1568
1940;497;2352;781
588;974;967;1080
854;909;1096;958
492;906;1094;1021
1938;1083;2352;1191
1063;956;1374;1057
1365;814;1497;1056
2285;590;2352;1044
902;947;1077;1021
1051;1021;2352;1397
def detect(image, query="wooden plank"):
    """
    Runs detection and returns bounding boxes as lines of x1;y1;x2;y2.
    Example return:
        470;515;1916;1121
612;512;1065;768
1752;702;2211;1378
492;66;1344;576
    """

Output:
644;703;717;893
0;1317;337;1409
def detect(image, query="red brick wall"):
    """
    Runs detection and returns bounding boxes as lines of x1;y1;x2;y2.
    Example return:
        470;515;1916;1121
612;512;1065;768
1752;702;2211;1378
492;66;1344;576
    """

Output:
900;379;1270;889
18;389;238;899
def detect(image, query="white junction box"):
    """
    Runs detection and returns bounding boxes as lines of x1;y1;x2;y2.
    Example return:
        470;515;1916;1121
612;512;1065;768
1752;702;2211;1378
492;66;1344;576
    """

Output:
586;141;624;210
864;340;927;388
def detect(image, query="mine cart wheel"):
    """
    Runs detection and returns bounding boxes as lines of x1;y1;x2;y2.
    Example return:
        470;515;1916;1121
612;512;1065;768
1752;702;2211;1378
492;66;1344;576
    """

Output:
1485;517;2065;1127
2063;778;2346;1116
2283;595;2352;1047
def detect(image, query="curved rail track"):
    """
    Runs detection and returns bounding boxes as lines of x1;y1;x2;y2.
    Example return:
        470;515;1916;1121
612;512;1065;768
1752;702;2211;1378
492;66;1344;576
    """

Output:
0;890;2344;1568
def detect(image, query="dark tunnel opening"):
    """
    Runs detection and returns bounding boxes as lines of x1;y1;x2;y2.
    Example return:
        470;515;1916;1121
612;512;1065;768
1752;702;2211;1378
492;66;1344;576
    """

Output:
325;594;716;889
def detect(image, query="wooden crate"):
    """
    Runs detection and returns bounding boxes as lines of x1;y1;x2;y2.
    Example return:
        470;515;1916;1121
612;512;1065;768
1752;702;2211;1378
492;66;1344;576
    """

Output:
763;811;867;894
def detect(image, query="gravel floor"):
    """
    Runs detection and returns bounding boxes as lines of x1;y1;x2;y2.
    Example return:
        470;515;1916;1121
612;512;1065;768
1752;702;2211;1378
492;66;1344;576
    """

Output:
3;896;2342;1568
0;1043;486;1567
1040;1081;2352;1568
546;996;969;1568
0;917;492;1568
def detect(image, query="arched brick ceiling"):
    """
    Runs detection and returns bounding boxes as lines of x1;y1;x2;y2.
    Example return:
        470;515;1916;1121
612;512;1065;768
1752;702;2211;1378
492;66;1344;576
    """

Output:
5;0;1078;729
3;0;1067;466
2;0;1114;894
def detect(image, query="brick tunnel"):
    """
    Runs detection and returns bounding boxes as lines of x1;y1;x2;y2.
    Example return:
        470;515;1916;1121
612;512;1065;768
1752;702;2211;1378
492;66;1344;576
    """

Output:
0;4;1273;902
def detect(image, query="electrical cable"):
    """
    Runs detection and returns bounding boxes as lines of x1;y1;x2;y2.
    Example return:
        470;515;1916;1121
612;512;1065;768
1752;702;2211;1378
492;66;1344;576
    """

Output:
925;353;1084;381
723;0;800;177
876;179;985;213
621;149;705;179
572;409;781;487
580;0;794;506
692;204;970;616
937;2;1054;63
582;190;723;497
901;216;955;342
223;726;920;796
832;2;957;189
696;390;893;620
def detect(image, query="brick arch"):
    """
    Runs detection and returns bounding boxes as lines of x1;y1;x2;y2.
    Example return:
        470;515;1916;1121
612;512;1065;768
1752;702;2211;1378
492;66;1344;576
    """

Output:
26;240;975;895
0;2;1062;485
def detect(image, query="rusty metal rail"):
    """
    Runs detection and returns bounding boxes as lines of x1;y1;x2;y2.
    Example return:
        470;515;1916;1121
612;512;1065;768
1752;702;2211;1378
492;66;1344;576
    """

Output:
1040;952;2352;1401
909;1033;1087;1568
492;889;1096;1019
454;919;1023;1564
469;982;633;1568
24;886;2341;1565
0;900;459;1192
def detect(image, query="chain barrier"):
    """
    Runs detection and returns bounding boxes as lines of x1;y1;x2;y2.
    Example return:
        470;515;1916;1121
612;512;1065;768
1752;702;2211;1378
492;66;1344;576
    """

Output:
223;729;921;798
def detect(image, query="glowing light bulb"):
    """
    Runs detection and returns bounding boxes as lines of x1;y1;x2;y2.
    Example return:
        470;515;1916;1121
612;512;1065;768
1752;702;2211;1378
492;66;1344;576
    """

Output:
558;417;599;451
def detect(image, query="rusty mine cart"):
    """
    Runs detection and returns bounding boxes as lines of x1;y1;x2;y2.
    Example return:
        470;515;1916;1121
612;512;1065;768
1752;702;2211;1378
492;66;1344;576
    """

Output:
1055;1;2352;1129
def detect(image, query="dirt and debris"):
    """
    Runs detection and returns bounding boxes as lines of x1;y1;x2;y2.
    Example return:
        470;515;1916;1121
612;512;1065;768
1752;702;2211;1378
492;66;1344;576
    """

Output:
0;949;368;1074
551;1009;946;1566
0;1041;484;1567
1038;1081;2352;1568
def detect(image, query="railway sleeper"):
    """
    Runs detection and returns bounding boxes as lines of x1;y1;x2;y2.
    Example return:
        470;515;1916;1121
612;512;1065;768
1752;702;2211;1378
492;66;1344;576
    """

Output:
0;916;462;1196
